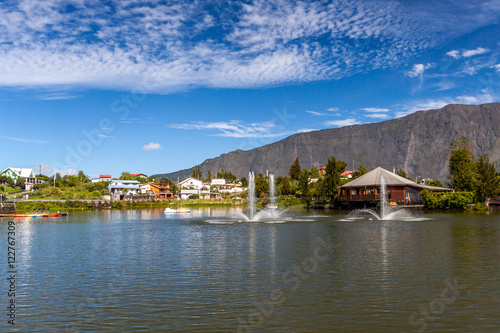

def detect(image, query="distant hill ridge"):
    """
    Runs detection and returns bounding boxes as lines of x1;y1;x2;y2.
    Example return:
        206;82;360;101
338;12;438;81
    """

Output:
154;103;500;182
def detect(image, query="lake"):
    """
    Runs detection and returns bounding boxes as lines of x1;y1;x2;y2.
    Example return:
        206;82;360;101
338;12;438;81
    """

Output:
1;207;499;332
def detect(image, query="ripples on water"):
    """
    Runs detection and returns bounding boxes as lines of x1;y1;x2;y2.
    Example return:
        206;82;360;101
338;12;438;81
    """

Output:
1;207;499;332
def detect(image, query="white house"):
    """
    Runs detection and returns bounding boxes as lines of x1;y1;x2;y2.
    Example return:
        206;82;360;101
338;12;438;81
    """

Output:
180;189;199;200
211;178;226;186
139;183;153;195
179;177;203;190
210;178;244;194
108;180;141;196
0;167;41;190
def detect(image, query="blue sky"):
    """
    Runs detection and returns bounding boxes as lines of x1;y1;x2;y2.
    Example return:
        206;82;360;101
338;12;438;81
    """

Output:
1;0;500;178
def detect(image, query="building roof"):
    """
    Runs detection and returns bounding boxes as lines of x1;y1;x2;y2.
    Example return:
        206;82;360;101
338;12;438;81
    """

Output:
3;167;35;178
150;183;170;189
99;175;112;178
131;173;148;177
179;177;202;184
338;167;452;191
109;180;141;184
341;170;355;176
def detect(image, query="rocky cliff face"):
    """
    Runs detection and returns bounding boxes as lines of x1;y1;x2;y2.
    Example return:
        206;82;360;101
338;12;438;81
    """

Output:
154;103;500;182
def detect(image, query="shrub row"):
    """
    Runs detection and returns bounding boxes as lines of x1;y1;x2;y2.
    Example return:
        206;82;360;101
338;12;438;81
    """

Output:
421;190;475;210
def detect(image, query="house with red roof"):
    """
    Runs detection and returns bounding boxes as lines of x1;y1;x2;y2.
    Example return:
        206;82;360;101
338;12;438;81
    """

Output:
91;175;112;183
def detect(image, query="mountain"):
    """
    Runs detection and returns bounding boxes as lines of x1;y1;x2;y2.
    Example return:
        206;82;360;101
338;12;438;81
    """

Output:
153;103;500;182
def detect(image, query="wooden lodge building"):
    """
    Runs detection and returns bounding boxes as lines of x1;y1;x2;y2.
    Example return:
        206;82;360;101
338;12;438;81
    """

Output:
337;167;452;206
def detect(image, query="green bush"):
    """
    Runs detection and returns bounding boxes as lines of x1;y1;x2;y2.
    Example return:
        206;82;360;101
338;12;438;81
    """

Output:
421;190;474;209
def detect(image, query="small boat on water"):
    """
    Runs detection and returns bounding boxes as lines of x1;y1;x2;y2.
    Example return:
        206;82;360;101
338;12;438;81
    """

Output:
164;207;191;214
13;213;61;218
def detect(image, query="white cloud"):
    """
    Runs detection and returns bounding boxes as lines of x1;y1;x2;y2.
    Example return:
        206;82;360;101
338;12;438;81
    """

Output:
169;120;291;138
446;50;460;59
143;142;162;151
324;119;359;127
462;47;489;57
408;64;426;78
406;64;432;78
365;113;389;119
395;91;496;117
305;110;325;116
405;63;432;90
494;64;500;72
0;1;498;92
446;47;489;59
362;107;389;113
326;107;339;112
297;128;318;133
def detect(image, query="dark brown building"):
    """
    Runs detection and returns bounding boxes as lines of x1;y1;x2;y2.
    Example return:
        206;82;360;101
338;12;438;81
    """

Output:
337;167;452;205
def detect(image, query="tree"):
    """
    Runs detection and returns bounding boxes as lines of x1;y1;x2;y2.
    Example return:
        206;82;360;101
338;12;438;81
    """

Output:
240;177;248;188
448;139;477;192
191;165;203;180
77;170;89;183
255;173;269;198
16;177;25;190
55;173;62;187
299;170;312;207
352;164;367;179
120;172;132;180
323;155;347;202
206;170;212;181
216;169;237;182
397;168;407;178
289;156;301;181
148;176;158;183
427;179;443;187
159;177;168;184
475;154;500;202
311;166;320;178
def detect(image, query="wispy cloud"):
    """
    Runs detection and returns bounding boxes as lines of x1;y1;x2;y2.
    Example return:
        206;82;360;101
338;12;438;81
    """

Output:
462;47;489;57
297;128;318;133
362;107;389;113
405;63;432;90
169;120;292;138
365;113;389;119
446;50;460;59
305;110;325;116
324;119;359;127
493;64;500;72
446;47;489;59
1;136;48;144
143;142;162;151
326;107;339;112
395;91;496;117
36;92;83;100
0;1;498;92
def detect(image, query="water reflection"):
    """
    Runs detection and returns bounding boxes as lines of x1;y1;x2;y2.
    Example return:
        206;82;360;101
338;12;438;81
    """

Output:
0;208;499;332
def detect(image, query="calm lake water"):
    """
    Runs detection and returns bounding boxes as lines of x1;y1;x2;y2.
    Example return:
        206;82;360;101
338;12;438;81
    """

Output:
1;207;499;332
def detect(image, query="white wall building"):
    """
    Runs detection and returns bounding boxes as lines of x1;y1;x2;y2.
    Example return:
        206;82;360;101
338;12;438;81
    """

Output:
179;177;203;190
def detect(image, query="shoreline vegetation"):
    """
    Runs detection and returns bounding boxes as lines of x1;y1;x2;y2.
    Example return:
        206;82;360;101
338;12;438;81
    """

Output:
2;139;499;214
10;197;495;214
